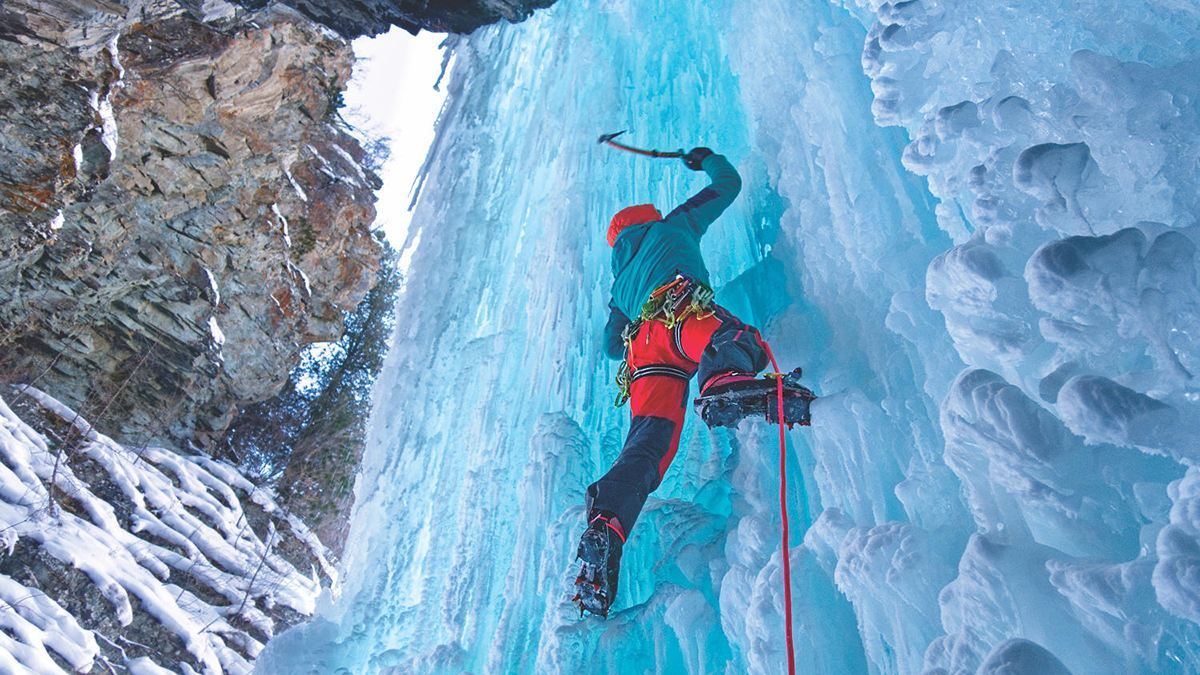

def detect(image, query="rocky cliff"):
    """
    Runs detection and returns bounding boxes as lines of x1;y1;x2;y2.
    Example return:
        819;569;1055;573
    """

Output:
0;0;382;451
230;0;559;38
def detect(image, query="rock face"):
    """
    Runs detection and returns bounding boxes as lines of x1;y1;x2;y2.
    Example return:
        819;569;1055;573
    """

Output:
0;0;382;450
231;0;559;37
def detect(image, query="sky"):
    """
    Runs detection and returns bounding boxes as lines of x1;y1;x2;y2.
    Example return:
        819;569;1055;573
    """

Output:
343;28;450;246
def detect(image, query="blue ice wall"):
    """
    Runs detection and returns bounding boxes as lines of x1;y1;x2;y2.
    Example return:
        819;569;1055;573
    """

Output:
258;1;1200;673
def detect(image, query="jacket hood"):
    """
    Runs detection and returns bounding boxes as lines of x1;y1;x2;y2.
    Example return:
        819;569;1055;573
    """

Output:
607;204;662;246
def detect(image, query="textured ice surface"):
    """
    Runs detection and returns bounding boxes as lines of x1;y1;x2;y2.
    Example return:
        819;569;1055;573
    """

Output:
259;0;1200;672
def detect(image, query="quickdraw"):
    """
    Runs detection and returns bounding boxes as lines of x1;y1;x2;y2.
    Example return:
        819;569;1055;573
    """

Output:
613;362;633;407
637;276;715;329
613;275;715;407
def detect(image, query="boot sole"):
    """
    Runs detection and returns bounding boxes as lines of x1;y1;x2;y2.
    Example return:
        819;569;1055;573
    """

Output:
695;386;816;428
573;535;612;618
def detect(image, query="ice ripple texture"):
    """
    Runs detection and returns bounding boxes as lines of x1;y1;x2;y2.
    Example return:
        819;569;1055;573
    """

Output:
257;0;1200;673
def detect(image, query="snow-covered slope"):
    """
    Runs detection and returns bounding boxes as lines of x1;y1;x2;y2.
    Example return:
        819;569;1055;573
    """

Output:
0;387;333;673
260;0;1200;672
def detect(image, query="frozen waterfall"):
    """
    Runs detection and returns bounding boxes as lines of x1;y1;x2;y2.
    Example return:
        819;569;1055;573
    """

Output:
258;0;1200;672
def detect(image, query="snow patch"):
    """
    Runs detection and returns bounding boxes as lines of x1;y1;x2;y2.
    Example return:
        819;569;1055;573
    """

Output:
289;263;312;298
284;167;308;203
208;316;225;346
202;266;221;307
0;387;330;672
0;573;98;673
271;203;291;248
89;39;123;163
328;141;369;186
305;144;364;189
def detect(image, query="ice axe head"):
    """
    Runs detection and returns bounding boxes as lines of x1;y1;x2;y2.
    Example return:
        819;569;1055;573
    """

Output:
598;130;626;144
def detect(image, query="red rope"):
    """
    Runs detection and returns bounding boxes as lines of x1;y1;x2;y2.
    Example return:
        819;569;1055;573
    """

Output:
759;339;796;675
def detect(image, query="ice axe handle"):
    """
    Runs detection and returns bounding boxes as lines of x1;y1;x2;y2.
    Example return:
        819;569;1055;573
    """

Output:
598;131;684;159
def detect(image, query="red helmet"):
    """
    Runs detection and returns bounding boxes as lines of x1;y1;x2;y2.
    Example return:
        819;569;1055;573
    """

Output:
607;204;662;246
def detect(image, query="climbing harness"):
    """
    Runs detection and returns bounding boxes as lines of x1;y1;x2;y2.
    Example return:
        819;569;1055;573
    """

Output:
598;130;685;159
613;276;715;407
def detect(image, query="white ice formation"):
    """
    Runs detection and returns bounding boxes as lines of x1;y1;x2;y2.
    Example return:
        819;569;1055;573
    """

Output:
0;387;331;673
258;0;1200;673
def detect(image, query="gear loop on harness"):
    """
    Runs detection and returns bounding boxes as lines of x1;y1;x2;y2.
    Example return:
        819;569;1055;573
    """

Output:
613;275;714;407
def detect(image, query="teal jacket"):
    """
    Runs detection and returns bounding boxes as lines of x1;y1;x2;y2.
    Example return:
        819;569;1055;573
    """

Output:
603;153;742;358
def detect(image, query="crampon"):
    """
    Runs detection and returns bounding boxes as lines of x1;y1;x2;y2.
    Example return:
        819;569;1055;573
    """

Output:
571;514;623;618
694;368;816;429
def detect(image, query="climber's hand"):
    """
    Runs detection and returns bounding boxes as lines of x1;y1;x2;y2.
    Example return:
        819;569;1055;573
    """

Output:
683;147;713;171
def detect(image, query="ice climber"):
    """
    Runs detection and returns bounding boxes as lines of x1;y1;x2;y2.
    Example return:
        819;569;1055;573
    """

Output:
572;147;812;618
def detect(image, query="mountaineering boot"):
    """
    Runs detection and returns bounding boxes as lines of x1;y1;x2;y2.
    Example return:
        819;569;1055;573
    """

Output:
572;511;625;618
694;368;817;429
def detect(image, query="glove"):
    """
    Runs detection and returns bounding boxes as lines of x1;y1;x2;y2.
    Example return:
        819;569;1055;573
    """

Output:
683;147;713;171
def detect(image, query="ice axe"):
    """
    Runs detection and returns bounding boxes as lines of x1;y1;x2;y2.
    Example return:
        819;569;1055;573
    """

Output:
598;131;684;159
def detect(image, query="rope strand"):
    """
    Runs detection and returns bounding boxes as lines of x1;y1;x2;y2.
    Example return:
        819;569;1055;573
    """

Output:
759;340;796;675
